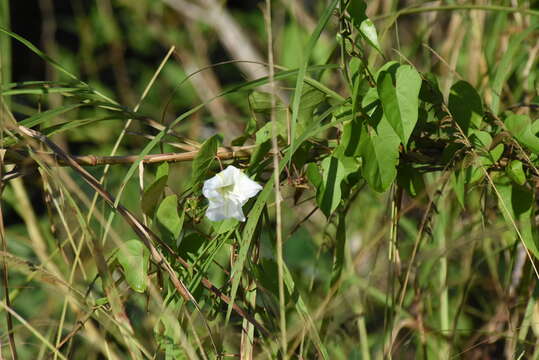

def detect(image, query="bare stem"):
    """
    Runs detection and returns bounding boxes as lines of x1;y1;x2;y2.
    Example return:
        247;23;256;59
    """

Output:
3;146;254;167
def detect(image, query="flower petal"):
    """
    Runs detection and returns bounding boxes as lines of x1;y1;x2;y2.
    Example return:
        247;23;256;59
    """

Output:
219;165;241;180
202;174;225;201
233;171;263;204
202;165;261;222
205;198;246;222
205;203;227;222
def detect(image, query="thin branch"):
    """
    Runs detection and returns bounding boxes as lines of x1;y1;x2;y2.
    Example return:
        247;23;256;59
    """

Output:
3;146;255;167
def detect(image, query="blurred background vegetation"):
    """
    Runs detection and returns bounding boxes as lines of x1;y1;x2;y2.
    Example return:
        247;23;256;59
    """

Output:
1;0;539;359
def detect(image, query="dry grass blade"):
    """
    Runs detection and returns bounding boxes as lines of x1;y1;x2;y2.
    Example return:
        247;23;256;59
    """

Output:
0;151;18;360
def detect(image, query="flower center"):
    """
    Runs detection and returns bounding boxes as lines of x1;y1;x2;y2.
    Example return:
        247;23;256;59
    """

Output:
217;183;235;197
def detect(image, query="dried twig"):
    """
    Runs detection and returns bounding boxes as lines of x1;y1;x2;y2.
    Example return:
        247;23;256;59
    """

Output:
3;146;255;167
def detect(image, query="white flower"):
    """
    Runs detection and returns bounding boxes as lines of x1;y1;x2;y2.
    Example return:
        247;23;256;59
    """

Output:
202;165;262;222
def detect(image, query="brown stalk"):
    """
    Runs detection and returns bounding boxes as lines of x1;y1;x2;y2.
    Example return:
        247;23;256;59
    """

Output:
4;146;255;168
16;125;269;336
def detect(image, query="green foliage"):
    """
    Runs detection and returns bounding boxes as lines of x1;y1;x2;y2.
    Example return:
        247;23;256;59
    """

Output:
377;64;422;146
505;113;539;153
348;0;382;54
2;1;539;359
190;134;222;187
312;156;348;216
141;162;169;217
117;240;150;293
156;195;183;247
358;86;400;192
448;80;483;135
496;178;539;259
506;160;526;185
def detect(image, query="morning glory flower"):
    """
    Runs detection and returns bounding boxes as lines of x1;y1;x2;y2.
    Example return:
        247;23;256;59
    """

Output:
202;165;262;222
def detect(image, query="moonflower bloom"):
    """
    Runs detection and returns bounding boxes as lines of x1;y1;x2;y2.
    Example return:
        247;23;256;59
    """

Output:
202;165;262;222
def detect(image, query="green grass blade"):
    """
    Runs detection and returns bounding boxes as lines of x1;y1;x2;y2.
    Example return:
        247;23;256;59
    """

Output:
0;26;118;105
289;0;339;159
490;26;537;114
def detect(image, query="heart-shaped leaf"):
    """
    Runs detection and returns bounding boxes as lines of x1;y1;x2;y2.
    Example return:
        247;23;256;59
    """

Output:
377;64;422;146
117;240;150;293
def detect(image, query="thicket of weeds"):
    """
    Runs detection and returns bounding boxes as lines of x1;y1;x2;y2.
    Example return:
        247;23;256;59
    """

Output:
1;0;539;359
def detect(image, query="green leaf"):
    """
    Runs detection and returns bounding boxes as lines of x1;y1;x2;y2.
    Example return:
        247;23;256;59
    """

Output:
249;140;272;171
448;81;483;135
297;84;326;133
255;121;287;145
318;156;347;217
496;179;539;259
469;130;492;149
156;161;169;179
178;233;206;263
452;170;466;209
490;144;504;163
348;1;382;53
348;0;367;30
505;114;539;154
210;218;239;235
359;19;382;54
377;64;422;146
340;116;362;157
248;91;286;113
141;162;169;218
156;195;183;247
358;108;400;192
461;151;492;185
506;160;526;185
333;145;360;176
349;59;365;122
117;240;149;293
190;134;222;186
306;162;322;189
397;164;425;197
